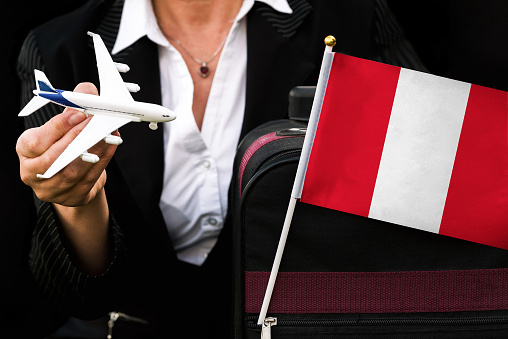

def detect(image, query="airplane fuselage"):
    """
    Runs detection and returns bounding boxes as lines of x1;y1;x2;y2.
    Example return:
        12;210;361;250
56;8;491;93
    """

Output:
37;90;175;123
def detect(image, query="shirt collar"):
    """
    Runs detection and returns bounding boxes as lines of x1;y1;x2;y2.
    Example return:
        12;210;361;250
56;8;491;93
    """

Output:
112;0;292;55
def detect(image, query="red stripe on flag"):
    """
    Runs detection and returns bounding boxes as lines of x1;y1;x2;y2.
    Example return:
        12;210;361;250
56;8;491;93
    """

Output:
439;85;508;250
300;54;400;217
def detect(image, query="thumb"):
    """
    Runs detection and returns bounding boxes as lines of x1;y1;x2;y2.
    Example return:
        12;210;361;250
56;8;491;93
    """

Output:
17;82;98;159
17;111;87;159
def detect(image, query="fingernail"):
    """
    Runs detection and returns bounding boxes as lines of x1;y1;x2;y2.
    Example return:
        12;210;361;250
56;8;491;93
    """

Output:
68;112;87;125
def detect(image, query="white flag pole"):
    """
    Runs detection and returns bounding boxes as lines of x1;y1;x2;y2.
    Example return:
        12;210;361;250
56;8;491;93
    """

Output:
257;36;336;327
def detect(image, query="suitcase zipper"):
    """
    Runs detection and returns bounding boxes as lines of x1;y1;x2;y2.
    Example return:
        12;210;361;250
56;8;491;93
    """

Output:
261;317;277;339
107;311;149;339
237;128;304;199
250;315;508;338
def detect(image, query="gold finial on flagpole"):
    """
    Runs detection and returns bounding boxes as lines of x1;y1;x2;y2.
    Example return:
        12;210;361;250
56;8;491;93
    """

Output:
324;35;336;47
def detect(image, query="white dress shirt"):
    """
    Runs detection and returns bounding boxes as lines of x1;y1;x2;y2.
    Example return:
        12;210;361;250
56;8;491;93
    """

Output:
113;0;292;265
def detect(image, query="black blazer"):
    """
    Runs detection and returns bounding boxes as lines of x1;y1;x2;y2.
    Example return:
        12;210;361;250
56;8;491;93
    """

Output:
17;0;424;337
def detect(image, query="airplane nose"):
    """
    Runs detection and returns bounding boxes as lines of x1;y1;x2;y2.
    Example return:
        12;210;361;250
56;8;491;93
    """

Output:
163;107;176;121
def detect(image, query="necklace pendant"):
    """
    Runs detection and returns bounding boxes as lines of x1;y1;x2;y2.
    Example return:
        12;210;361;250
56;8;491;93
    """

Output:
199;63;210;78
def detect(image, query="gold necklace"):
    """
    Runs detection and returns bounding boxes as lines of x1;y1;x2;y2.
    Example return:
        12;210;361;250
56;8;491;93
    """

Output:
166;35;227;78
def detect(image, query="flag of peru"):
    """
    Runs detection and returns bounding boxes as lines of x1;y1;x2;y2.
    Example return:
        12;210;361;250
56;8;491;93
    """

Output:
300;53;508;250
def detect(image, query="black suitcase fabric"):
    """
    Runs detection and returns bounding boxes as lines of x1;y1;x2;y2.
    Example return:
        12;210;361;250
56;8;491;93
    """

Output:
232;116;508;338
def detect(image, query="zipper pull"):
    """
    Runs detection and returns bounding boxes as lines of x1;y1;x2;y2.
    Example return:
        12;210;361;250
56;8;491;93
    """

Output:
107;311;149;338
261;317;277;339
107;312;120;339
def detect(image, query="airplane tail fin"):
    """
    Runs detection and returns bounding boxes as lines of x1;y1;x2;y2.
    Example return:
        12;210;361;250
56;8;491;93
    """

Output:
34;69;56;93
18;70;54;117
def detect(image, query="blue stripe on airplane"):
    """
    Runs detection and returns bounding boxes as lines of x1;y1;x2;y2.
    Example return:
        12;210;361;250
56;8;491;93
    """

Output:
38;80;57;93
39;90;83;109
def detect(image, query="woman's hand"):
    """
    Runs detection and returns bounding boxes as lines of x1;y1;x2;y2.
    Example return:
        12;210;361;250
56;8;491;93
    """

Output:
16;82;119;207
16;82;118;274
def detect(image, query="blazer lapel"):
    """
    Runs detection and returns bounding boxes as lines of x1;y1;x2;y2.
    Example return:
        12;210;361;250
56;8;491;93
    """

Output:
112;37;169;238
91;1;173;250
241;0;314;139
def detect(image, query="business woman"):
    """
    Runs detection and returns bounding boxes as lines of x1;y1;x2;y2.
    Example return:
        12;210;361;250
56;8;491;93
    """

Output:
16;0;424;337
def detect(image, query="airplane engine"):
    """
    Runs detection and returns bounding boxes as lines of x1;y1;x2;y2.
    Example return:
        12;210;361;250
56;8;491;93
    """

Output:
80;152;100;163
124;82;140;93
114;62;130;73
104;135;123;145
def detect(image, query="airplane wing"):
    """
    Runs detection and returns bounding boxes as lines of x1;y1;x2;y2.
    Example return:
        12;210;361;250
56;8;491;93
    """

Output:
88;32;133;100
37;112;132;179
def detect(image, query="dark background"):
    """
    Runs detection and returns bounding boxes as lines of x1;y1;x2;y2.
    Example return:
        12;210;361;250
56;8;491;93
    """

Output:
389;0;508;90
1;1;89;337
1;0;507;337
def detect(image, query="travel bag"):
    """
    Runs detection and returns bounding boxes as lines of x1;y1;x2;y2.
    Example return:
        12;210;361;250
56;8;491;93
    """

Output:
232;87;508;339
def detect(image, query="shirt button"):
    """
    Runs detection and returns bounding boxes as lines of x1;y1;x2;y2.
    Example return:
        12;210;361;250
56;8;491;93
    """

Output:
201;160;211;169
208;217;218;226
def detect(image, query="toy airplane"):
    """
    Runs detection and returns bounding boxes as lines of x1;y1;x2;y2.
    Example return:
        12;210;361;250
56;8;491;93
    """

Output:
19;32;176;179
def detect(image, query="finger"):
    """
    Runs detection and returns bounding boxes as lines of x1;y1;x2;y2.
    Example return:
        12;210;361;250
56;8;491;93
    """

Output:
17;116;90;187
16;111;87;159
58;134;118;188
34;135;114;206
60;82;99;124
31;168;106;207
73;82;99;96
17;82;99;160
36;121;119;202
27;133;113;205
34;82;99;155
61;82;99;115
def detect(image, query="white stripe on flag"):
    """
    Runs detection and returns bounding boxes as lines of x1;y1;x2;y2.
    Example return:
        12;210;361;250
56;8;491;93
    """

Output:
368;68;472;233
